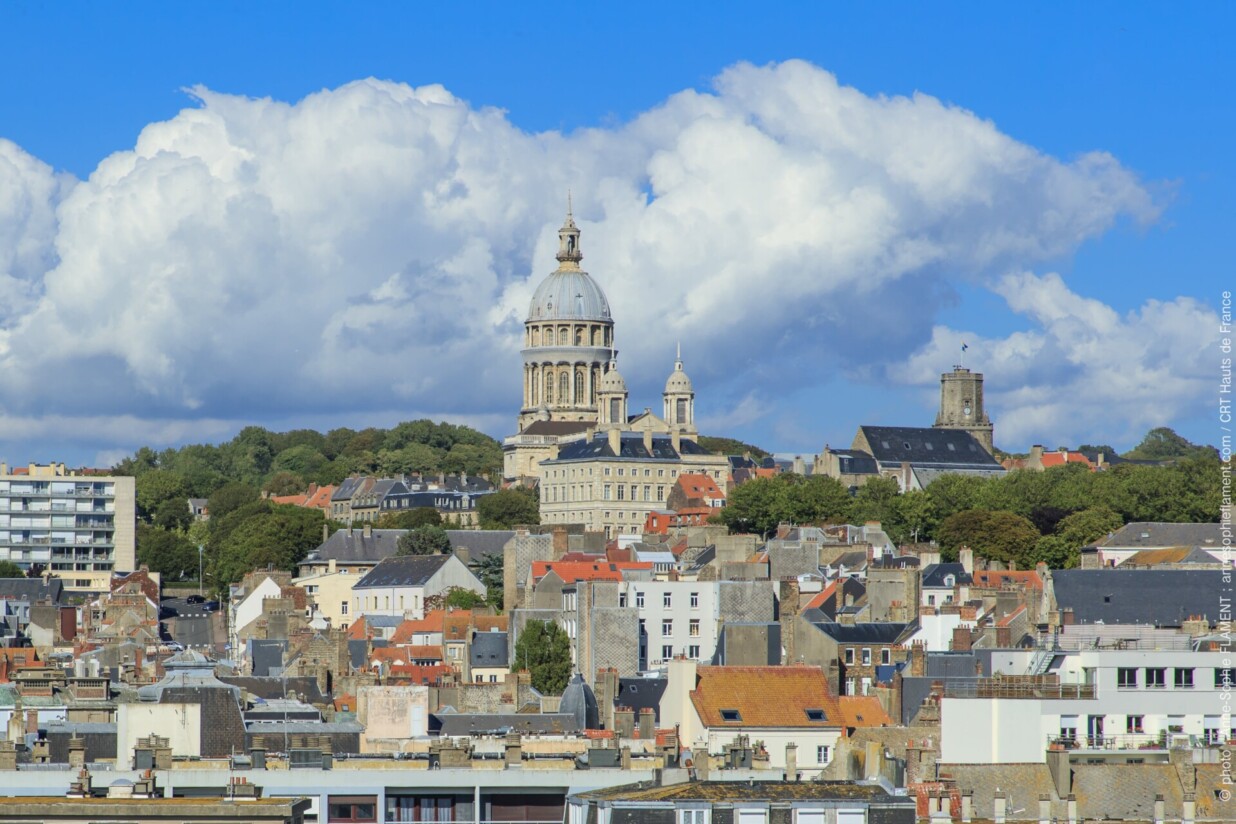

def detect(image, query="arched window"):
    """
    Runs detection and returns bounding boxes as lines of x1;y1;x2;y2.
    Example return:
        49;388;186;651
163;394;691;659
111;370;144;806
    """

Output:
559;327;568;345
575;370;585;404
559;372;570;405
530;371;539;405
591;368;599;405
545;370;555;404
574;327;584;346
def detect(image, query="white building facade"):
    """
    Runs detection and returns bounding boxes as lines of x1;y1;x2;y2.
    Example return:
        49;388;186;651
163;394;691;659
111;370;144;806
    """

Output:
941;648;1233;763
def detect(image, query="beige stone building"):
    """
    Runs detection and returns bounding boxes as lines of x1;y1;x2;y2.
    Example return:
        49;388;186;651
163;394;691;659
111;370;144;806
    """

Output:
504;203;728;536
0;462;135;591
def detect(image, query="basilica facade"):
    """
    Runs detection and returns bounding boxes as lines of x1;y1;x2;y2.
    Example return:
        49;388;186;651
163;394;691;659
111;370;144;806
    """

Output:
502;206;729;536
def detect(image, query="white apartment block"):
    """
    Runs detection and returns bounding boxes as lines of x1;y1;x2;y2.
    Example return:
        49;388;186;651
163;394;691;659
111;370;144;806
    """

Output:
0;463;135;589
622;580;721;669
941;647;1233;763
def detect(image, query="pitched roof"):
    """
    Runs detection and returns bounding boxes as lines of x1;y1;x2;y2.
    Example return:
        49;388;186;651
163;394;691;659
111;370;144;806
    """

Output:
531;560;651;584
836;695;892;728
302;528;406;565
1124;546;1219;566
1052;568;1226;625
469;631;509;668
390;611;447;643
520;420;594;437
689;665;841;728
1092;521;1224;549
578;780;901;803
971;570;1043;591
445;530;514;563
673;473;725;499
809;621;913;645
803;582;839;612
353;554;452;589
859;426;1002;469
921;562;973;588
549;432;710;463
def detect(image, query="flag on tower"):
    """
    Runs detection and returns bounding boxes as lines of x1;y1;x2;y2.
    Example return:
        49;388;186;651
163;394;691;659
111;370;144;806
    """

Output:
961;341;969;352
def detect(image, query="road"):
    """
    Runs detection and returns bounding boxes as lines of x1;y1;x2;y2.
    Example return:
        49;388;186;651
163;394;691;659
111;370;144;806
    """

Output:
162;596;224;654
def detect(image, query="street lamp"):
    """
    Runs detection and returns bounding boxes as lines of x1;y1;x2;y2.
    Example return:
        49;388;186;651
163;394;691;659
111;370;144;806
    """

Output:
198;545;204;598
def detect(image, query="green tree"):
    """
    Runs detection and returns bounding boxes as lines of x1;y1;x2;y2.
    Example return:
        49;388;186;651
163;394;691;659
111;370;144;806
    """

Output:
924;473;988;521
396;525;451;556
1123;426;1217;462
213;505;326;588
785;475;853;525
719;477;788;535
445;587;486;609
890;490;939;544
0;560;25;578
1055;507;1123;546
376;508;443;530
207;482;260;521
477;488;540;529
135;470;191;522
849;476;902;526
270;444;330;479
936;509;1041;566
696;436;770;460
152;497;193;532
471;553;505;609
263;471;307;497
513;619;572;694
136;523;200;580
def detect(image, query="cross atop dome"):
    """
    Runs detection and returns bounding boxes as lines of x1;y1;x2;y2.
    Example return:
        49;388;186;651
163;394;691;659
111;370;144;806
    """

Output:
556;194;583;270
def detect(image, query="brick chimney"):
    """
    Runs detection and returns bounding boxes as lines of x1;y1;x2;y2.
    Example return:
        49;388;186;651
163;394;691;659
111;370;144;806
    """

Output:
779;578;801;664
551;526;569;559
951;625;973;652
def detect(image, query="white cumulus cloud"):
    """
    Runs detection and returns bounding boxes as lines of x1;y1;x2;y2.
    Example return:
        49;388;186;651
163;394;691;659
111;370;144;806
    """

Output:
0;60;1169;460
893;272;1216;448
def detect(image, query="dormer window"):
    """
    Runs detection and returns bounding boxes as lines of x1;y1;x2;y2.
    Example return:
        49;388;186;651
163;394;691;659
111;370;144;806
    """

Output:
805;709;826;722
720;709;741;722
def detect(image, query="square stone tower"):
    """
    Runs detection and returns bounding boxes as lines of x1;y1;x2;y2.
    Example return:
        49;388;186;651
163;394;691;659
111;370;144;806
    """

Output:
933;366;994;454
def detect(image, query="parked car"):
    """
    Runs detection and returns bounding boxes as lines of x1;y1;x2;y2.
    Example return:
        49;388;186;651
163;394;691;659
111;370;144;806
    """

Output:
203;600;220;612
186;594;206;605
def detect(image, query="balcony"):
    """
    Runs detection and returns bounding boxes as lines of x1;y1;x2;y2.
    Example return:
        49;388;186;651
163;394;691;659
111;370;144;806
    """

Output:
1048;732;1211;752
945;678;1096;700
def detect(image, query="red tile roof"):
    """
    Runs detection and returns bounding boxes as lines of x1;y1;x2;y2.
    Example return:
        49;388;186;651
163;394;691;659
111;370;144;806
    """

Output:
972;570;1043;591
390;610;447;644
804;581;839;612
674;473;726;500
837;695;892;728
690;666;841;728
531;560;652;584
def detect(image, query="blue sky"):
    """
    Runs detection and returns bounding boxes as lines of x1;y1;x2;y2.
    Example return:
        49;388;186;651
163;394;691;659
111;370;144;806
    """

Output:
0;3;1229;466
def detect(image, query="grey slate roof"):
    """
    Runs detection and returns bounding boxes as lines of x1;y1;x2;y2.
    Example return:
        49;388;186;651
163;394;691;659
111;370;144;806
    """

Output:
248;639;286;678
1091;521;1224;549
302;528;406;565
0;578;63;604
809;621;914;645
469;630;508;668
822;449;879;475
447;530;514;563
921;563;972;588
521;420;594;437
549;432;709;463
352;554;451;589
219;676;328;705
615;676;667;722
1052;569;1226;625
860;425;1003;468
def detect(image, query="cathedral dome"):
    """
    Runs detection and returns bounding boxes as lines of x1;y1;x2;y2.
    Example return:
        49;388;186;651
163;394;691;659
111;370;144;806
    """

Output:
527;270;612;322
598;361;627;393
664;349;693;394
526;203;612;323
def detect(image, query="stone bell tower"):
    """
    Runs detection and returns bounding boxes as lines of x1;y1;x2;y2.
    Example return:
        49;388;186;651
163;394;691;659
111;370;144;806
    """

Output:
934;366;994;454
